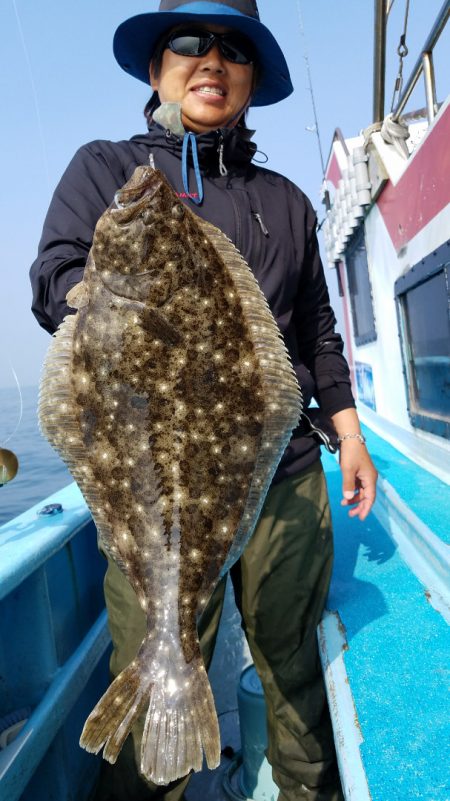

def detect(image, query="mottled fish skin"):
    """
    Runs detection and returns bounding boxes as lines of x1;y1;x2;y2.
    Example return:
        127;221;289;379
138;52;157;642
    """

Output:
38;166;302;785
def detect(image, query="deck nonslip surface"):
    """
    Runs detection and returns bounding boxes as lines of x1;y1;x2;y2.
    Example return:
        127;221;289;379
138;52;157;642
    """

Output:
322;445;450;801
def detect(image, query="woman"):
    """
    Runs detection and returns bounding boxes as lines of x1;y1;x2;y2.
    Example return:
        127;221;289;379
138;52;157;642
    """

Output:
30;2;377;800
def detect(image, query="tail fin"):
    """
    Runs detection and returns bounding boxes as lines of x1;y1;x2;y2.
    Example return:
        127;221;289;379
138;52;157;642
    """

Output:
141;661;220;784
79;660;147;763
79;656;220;785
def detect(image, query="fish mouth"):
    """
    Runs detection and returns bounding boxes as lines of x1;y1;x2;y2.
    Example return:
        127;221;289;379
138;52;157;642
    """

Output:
113;168;162;213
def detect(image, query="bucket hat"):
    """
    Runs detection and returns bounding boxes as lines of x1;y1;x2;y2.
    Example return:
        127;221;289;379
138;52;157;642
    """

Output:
113;0;293;107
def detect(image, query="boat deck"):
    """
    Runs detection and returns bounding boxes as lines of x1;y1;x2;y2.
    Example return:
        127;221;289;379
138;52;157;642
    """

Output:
1;421;449;801
188;424;450;800
320;424;450;801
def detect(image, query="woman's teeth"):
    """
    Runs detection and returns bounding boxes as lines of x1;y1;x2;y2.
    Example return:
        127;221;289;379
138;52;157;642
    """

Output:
196;87;224;96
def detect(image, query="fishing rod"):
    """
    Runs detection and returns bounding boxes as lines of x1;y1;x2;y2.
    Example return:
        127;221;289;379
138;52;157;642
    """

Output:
295;0;330;218
1;0;51;486
295;0;327;180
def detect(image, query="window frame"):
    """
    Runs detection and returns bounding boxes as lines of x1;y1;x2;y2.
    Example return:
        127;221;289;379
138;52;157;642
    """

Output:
394;241;450;440
344;225;377;346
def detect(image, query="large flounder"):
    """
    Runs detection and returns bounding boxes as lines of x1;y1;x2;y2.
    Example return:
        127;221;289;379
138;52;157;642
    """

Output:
38;165;302;785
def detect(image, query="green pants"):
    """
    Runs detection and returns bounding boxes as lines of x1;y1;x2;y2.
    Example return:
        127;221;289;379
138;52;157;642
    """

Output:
94;461;343;801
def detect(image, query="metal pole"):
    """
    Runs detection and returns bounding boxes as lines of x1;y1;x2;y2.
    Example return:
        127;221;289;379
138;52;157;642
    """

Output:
422;51;437;123
373;0;387;123
392;0;450;121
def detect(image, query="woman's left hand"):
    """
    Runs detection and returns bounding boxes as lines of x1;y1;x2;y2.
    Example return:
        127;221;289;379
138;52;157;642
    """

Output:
330;408;378;521
339;439;378;520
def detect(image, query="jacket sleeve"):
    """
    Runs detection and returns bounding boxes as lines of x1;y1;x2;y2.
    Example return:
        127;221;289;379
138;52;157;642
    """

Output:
29;142;125;334
294;194;355;417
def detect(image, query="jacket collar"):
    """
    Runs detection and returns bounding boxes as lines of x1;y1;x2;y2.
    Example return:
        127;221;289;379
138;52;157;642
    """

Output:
131;122;258;173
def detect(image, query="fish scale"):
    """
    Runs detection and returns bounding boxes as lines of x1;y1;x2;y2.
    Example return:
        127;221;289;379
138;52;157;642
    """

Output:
38;164;302;785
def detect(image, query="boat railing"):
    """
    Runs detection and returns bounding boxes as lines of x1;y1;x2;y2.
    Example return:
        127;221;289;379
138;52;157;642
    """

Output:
374;0;450;124
392;0;450;123
0;482;110;801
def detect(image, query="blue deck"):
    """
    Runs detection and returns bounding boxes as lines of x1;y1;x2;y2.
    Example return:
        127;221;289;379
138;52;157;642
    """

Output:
359;423;450;545
0;423;449;801
321;424;450;801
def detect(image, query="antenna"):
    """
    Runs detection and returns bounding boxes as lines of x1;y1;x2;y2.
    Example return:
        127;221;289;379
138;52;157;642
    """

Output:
295;0;327;179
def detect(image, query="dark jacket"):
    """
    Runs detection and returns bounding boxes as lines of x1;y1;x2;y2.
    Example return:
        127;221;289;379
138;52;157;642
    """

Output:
30;124;354;482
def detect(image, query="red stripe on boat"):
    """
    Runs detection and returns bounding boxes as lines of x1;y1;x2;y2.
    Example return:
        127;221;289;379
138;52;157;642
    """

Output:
326;151;342;188
377;103;450;250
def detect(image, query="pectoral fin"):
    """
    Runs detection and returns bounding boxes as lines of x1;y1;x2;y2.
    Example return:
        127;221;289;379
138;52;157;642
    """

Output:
66;281;89;309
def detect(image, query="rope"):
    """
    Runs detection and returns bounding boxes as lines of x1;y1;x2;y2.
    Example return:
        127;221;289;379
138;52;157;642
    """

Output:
181;133;204;205
390;0;411;112
218;140;228;177
381;114;410;158
12;0;51;193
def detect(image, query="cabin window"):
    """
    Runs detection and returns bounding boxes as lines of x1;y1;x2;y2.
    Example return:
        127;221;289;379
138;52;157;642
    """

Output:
395;243;450;440
345;226;377;345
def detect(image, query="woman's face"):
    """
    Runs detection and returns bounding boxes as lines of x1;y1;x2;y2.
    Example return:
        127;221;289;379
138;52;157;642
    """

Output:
150;25;254;133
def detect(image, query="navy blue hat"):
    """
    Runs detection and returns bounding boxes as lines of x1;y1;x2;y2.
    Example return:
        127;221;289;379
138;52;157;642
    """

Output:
113;0;293;107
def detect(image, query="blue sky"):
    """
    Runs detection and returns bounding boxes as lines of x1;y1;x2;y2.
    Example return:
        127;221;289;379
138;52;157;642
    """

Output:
0;0;448;389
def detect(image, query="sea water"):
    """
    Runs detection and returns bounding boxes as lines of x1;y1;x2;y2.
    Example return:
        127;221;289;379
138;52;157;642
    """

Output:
0;385;71;527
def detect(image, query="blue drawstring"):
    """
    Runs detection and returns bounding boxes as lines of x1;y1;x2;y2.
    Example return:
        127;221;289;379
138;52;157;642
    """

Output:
182;132;204;205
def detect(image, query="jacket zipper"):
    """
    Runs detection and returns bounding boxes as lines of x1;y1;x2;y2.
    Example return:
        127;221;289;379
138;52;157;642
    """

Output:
226;188;269;261
227;189;242;253
252;212;269;237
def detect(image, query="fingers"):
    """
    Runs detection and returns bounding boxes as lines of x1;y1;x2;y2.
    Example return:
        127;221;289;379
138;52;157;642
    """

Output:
342;472;356;501
341;464;357;505
341;486;374;521
339;452;378;521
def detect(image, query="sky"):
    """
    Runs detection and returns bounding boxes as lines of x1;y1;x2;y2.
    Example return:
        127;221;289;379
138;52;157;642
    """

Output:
0;0;449;391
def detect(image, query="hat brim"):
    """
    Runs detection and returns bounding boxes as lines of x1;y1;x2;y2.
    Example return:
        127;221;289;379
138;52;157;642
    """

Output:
113;5;293;107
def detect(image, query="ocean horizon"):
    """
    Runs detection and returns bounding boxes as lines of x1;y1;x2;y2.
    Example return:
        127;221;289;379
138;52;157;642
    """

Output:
0;385;72;527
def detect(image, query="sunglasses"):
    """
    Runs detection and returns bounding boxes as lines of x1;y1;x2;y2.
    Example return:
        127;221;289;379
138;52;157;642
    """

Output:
166;29;255;65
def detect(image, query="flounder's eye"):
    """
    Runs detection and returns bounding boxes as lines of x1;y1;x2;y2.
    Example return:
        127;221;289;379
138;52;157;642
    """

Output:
172;204;185;221
114;184;149;209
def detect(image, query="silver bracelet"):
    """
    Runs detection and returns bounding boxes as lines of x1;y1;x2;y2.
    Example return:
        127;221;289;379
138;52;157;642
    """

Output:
337;433;367;446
